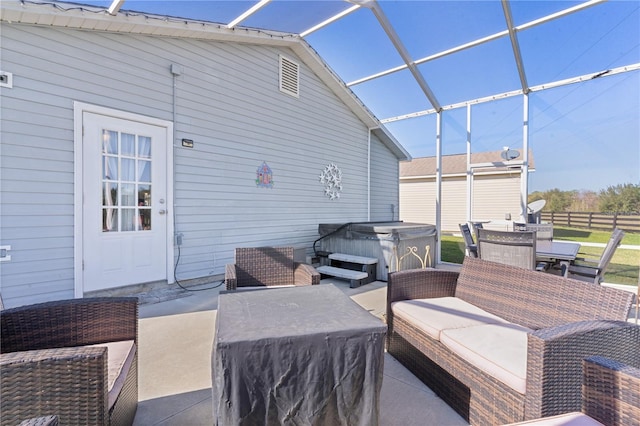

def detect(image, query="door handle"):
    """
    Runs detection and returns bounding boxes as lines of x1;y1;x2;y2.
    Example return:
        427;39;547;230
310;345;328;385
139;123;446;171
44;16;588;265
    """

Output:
159;209;167;215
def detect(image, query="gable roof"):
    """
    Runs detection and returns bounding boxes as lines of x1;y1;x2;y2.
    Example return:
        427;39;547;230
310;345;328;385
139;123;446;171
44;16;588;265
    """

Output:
0;0;410;161
400;150;536;178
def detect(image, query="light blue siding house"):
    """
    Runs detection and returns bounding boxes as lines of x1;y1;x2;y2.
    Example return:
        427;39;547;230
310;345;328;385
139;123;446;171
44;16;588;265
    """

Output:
0;1;410;307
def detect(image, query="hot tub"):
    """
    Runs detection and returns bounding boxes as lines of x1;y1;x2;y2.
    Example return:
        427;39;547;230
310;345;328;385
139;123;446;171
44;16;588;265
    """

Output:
317;221;437;281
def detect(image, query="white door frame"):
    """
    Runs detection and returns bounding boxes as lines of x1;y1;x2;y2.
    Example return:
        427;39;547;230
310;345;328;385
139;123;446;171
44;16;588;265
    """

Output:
73;102;174;297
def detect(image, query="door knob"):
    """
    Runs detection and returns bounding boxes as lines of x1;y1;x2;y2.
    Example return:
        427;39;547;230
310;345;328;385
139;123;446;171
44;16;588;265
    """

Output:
159;209;167;215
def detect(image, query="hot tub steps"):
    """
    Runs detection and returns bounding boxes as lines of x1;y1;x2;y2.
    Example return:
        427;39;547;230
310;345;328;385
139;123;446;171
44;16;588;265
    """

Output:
316;253;377;288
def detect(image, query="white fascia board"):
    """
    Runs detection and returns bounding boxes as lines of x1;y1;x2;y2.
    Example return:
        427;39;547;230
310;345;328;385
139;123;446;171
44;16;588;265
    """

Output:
0;0;298;47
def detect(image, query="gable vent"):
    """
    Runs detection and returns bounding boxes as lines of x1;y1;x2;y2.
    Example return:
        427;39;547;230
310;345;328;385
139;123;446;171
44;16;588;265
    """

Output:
279;55;299;98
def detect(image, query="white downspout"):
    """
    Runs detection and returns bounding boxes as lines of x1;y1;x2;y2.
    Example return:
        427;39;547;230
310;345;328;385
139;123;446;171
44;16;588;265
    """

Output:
368;129;371;221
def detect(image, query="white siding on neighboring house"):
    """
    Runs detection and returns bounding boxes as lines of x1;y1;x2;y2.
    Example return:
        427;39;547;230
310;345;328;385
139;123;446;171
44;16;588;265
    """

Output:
399;151;533;233
0;22;404;307
400;174;523;232
399;180;436;224
472;174;523;223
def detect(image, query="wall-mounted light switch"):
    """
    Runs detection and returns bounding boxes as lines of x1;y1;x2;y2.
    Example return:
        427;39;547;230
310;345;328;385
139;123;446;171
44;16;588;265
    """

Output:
0;245;12;262
0;71;13;88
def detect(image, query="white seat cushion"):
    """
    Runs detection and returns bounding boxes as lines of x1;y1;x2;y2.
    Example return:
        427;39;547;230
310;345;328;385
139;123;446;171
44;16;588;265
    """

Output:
440;323;532;394
504;411;604;425
391;296;509;340
87;340;136;409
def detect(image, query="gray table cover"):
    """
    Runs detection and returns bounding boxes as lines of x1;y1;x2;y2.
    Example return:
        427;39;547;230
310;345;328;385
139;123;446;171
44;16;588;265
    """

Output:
212;284;386;426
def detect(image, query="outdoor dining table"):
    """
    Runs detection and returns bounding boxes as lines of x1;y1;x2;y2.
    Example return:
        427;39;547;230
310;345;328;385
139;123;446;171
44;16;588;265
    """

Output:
211;284;386;426
536;240;581;276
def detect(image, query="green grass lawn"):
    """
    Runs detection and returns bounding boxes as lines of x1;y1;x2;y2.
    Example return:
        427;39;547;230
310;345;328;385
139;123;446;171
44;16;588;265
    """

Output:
441;228;639;286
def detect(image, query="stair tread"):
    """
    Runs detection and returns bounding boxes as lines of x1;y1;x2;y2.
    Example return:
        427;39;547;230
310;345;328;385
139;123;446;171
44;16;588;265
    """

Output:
328;253;378;264
316;266;369;280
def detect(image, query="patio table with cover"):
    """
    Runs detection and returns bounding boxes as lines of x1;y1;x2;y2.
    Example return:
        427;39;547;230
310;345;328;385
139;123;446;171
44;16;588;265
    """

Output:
211;284;386;426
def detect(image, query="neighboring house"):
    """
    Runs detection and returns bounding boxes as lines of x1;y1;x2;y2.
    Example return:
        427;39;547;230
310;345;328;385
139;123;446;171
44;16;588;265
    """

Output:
399;151;535;232
0;1;409;307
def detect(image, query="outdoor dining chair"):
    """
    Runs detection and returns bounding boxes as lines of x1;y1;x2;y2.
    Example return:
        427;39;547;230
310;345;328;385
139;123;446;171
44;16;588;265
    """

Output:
477;228;537;270
524;223;554;241
459;223;478;258
225;246;320;290
565;227;625;284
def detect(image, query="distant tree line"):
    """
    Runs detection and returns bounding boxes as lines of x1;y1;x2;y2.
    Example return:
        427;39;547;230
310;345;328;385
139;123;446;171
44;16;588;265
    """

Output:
529;183;640;213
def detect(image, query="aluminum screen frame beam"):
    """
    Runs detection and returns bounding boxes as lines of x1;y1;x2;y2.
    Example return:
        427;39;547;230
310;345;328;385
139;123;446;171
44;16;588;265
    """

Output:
502;0;529;93
347;0;606;87
227;0;271;29
300;4;361;37
349;0;442;111
381;63;640;123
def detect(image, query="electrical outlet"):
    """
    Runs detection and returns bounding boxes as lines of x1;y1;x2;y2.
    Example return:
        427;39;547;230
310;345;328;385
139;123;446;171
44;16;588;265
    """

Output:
176;233;184;246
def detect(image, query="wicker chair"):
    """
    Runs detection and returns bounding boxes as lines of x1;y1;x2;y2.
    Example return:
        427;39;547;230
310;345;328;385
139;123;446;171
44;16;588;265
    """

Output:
506;327;640;426
225;246;320;290
583;346;640;426
1;297;138;425
477;228;537;270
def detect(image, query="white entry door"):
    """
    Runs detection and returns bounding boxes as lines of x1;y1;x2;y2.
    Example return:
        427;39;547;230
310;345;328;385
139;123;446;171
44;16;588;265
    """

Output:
82;112;168;292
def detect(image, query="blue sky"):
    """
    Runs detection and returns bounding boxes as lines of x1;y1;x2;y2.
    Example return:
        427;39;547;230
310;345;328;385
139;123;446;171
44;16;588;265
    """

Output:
74;0;639;193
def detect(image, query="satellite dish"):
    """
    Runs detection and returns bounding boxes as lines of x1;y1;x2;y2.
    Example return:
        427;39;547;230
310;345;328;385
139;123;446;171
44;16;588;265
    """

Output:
501;147;520;161
527;199;546;214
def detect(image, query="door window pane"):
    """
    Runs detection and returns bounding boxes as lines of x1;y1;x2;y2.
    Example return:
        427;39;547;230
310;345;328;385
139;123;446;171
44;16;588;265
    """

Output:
102;130;118;154
121;133;135;157
121;209;136;232
138;184;151;206
139;209;151;231
121;159;135;181
138;160;151;182
103;156;118;180
121;184;136;206
103;208;118;232
103;182;118;206
138;136;151;158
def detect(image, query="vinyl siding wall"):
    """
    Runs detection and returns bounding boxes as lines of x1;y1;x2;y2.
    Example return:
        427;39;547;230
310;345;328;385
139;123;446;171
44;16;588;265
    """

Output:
369;133;400;221
0;24;400;307
399;174;522;232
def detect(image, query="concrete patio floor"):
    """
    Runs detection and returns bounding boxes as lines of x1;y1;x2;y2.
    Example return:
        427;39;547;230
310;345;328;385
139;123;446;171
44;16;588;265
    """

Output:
132;276;469;426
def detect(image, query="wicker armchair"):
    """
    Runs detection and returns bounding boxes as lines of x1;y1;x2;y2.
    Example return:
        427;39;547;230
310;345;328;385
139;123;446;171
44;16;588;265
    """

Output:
583;342;640;426
225;246;320;290
1;297;138;425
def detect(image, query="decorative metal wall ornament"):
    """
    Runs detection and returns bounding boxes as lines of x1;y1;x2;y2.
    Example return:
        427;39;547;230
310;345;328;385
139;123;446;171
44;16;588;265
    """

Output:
256;161;274;188
319;163;342;200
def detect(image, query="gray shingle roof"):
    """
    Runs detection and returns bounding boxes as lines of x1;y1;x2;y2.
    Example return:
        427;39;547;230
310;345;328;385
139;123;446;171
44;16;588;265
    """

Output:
400;150;535;178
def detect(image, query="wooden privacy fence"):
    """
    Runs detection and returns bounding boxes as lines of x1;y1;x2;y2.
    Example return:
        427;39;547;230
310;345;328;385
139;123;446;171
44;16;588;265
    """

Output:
540;212;640;233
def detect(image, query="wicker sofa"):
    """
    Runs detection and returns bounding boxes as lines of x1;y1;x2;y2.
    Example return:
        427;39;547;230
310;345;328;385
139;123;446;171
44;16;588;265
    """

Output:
386;256;637;425
1;297;138;425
